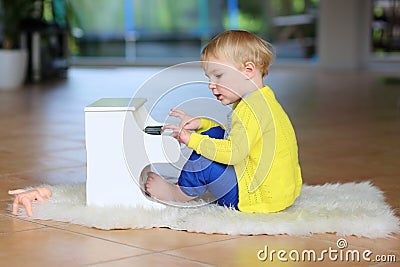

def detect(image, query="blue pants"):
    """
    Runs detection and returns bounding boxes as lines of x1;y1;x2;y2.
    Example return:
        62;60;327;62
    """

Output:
178;127;239;209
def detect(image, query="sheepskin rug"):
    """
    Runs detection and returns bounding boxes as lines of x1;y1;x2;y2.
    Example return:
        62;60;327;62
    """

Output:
11;181;399;238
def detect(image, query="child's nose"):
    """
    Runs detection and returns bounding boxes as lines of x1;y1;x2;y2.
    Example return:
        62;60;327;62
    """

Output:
208;81;216;89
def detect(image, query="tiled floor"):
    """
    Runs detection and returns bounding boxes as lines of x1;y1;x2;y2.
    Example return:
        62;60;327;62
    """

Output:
0;66;399;266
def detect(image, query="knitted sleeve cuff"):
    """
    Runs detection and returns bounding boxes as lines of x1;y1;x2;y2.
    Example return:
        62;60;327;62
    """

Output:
187;132;207;151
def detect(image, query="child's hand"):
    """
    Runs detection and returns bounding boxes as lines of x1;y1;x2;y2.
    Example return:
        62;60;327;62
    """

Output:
162;124;191;145
168;109;201;131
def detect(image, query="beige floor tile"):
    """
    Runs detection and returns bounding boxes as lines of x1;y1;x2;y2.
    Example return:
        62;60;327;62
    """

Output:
0;214;45;233
0;200;12;215
165;235;382;266
0;135;84;155
0;157;82;176
381;187;400;215
26;218;73;227
58;225;237;252
0;228;151;266
85;252;212;267
12;165;87;185
47;148;88;164
379;262;400;267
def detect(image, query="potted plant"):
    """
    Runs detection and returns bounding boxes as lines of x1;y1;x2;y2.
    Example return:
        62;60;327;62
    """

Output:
0;0;36;90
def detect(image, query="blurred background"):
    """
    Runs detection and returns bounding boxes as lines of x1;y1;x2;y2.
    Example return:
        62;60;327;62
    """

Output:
0;0;399;84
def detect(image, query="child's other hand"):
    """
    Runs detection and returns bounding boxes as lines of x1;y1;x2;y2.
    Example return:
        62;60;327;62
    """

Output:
168;109;201;131
162;124;191;145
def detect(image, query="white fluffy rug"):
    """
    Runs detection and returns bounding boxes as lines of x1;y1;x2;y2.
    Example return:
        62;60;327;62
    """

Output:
11;182;399;238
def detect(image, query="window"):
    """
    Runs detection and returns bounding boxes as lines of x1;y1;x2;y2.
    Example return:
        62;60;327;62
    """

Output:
372;0;400;57
67;0;319;62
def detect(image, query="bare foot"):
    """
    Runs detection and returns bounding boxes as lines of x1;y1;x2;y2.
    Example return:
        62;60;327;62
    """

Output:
145;172;194;202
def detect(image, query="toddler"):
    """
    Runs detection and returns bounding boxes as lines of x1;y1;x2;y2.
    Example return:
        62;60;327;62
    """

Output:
146;30;302;213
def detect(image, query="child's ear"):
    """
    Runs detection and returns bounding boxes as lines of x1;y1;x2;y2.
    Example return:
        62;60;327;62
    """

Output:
243;61;257;79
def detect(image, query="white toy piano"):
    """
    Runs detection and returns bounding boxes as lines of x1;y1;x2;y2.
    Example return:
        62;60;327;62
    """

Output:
84;98;180;209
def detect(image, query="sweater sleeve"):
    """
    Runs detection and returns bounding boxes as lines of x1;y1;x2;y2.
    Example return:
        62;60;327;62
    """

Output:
188;100;266;165
195;118;223;134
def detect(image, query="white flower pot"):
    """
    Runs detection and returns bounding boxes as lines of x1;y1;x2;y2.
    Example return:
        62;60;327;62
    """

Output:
0;49;28;90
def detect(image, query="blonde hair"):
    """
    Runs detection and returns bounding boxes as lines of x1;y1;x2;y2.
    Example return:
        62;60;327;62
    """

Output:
201;30;275;77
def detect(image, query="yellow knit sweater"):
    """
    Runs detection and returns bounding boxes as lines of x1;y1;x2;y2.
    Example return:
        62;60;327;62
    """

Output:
187;86;302;213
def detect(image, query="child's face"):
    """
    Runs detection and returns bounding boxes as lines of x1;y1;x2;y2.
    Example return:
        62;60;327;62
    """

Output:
203;56;251;106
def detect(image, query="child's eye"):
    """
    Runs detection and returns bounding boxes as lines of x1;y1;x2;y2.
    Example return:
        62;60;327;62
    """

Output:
215;74;222;79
